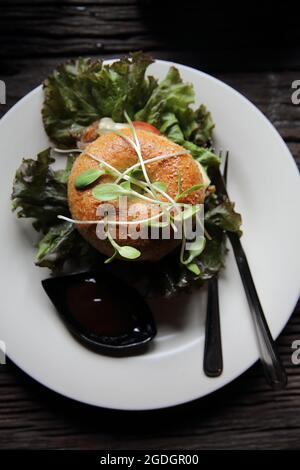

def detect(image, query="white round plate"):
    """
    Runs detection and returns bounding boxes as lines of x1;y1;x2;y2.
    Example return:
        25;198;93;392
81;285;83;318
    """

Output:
0;60;299;410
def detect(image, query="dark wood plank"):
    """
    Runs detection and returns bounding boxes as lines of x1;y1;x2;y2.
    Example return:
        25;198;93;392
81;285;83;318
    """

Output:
0;1;299;72
0;0;300;451
0;307;299;450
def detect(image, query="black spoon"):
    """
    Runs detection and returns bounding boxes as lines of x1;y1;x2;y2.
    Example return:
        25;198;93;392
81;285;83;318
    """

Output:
42;270;156;354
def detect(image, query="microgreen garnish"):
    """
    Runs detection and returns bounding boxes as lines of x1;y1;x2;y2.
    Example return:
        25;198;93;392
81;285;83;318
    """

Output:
173;204;200;222
104;251;117;264
124;111;155;196
118;245;141;260
186;263;201;276
105;224;141;262
92;183;129;201
58;210;167;227
53;148;82;154
152;181;167;192
177;170;182;198
120;180;131;191
175;183;204;201
75;166;106;189
179;221;206;276
85;152;120;177
92;178;170;206
181;236;206;265
115;151;188;185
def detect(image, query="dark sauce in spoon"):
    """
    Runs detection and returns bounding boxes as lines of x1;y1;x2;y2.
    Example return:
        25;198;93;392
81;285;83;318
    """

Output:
42;271;156;353
67;276;136;336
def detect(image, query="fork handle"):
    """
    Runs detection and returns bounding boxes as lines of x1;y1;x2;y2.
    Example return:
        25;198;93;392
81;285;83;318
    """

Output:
204;276;223;377
228;232;287;389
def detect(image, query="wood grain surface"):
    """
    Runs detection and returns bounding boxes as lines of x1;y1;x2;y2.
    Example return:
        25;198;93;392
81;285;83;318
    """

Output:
0;0;299;450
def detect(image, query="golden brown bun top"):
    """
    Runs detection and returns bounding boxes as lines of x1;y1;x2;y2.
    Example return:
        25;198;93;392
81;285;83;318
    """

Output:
68;128;205;223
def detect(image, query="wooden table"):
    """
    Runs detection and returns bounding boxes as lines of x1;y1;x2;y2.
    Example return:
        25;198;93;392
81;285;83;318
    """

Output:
0;0;299;450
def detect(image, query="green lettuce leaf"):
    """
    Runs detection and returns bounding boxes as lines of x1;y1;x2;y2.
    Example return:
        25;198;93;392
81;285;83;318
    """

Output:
197;230;227;278
42;53;157;147
135;66;195;132
12;149;97;272
205;199;243;236
192;104;215;147
12;148;69;232
135;66;218;167
35;220;96;272
35;221;76;269
43;55;219;167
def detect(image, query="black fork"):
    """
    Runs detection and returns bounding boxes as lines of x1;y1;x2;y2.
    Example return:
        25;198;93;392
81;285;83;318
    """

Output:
203;152;228;377
208;151;287;389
